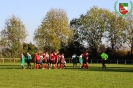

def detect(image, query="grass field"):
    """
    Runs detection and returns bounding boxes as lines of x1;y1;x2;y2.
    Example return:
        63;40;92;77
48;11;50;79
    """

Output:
0;63;133;88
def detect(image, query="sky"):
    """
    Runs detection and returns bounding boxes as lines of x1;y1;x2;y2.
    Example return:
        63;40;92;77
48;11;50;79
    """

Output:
0;0;132;44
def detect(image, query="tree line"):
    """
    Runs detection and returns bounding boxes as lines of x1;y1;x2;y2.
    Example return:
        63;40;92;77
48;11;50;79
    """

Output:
0;6;133;59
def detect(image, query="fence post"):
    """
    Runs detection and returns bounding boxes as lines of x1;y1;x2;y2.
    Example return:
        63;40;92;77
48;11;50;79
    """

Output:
125;60;126;64
97;60;98;63
91;59;92;63
117;60;118;64
3;58;4;63
69;58;70;63
14;58;15;63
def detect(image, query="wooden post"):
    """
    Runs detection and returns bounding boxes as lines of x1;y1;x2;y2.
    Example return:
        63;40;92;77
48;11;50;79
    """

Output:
125;60;126;64
14;58;15;63
117;60;118;64
3;58;4;63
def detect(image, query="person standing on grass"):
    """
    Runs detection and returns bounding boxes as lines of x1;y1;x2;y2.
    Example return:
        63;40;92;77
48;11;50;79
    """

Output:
42;53;47;69
46;52;49;69
83;52;89;69
20;53;25;69
57;53;61;69
72;53;77;69
49;53;55;69
101;53;108;69
54;52;58;69
34;53;40;69
60;57;66;69
26;52;32;69
79;54;83;69
40;54;43;69
59;53;65;69
59;53;66;69
62;55;66;68
59;53;62;69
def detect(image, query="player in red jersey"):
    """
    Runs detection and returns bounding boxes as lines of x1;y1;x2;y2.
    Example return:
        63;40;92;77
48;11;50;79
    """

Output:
34;53;38;69
60;53;65;69
59;54;62;69
57;53;61;69
42;53;47;69
83;52;89;69
60;57;66;69
34;53;40;69
54;52;58;69
46;52;49;69
49;53;55;69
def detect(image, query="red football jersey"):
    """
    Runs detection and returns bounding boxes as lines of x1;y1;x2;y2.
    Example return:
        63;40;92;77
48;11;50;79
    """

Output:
35;54;40;63
50;54;55;62
83;54;88;62
43;54;46;60
54;54;58;63
43;54;47;62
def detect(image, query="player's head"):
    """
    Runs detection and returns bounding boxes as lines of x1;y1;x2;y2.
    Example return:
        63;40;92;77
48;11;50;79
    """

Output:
35;53;38;55
51;53;53;56
54;52;57;55
21;53;23;56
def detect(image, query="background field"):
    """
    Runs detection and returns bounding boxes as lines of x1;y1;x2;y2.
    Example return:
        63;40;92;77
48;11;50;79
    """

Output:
0;63;133;88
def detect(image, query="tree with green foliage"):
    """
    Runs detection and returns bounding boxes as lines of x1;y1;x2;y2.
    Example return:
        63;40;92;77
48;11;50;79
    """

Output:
0;15;28;58
60;41;85;57
80;7;107;49
70;6;111;59
70;18;82;42
23;42;37;56
105;12;127;50
34;8;73;52
70;6;130;59
124;14;133;58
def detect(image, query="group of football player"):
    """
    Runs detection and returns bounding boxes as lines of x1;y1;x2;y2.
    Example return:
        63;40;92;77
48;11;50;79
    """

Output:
72;52;89;69
34;52;66;69
20;52;66;69
20;51;90;69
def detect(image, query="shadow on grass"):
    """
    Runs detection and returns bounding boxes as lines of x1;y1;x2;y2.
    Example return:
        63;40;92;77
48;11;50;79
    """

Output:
64;66;133;72
0;65;20;69
0;65;20;66
0;64;133;72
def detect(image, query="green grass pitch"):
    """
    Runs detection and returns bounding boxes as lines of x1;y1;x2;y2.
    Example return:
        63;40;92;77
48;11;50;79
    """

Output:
0;63;133;88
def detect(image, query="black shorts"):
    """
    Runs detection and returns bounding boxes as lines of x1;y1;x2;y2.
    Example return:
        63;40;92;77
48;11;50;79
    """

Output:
83;61;88;64
49;60;55;64
36;62;40;64
47;59;49;63
27;60;31;64
102;60;106;65
43;59;47;63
